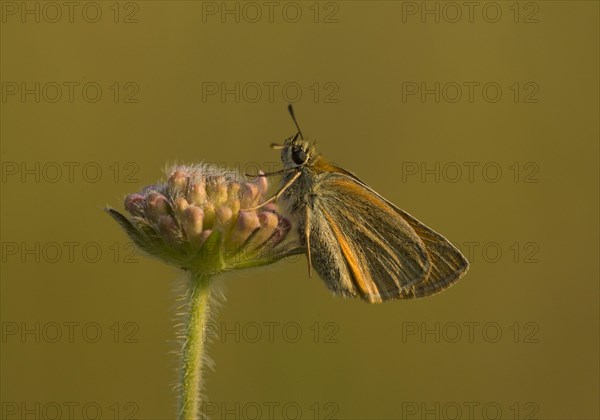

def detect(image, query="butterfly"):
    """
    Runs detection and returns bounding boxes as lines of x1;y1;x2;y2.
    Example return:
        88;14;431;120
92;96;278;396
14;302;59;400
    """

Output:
252;106;469;303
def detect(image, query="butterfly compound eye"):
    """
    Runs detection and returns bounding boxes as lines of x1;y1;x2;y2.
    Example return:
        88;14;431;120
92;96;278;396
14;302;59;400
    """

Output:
291;147;307;165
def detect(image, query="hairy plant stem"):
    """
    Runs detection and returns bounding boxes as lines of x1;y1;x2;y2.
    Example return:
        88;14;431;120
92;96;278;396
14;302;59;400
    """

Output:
179;270;212;420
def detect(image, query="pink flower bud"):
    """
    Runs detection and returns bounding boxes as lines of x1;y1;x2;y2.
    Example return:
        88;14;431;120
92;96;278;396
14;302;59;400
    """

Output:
240;183;259;208
189;178;206;206
147;192;170;221
228;211;261;246
124;193;146;216
174;197;190;218
215;205;233;231
182;206;204;241
255;171;268;196
270;216;292;247
214;183;229;208
248;211;279;248
228;182;241;201
168;170;188;197
263;202;279;213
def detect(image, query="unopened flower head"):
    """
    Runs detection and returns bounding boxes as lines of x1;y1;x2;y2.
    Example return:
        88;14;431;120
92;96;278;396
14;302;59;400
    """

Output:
107;164;300;274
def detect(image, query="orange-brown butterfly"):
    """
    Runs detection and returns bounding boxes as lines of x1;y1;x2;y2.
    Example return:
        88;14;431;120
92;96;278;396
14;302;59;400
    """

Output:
252;106;469;303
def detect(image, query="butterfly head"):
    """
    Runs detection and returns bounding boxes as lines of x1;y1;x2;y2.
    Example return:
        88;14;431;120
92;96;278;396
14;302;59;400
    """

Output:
280;132;315;169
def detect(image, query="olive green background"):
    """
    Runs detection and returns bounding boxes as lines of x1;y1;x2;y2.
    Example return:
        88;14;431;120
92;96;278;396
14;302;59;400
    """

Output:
1;1;598;419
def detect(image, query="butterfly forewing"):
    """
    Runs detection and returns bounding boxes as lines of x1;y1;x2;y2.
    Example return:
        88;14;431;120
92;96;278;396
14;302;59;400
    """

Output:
311;170;468;302
310;172;431;302
390;206;469;298
342;171;471;298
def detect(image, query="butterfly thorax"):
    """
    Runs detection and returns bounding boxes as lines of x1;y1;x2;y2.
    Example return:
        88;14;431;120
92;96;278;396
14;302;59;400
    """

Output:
280;159;320;215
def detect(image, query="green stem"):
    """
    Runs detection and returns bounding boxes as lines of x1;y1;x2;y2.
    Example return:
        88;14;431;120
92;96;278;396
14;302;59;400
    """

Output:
179;271;212;420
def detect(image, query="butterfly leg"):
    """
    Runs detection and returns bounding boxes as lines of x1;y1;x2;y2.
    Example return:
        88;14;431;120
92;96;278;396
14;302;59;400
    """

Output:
305;206;312;278
245;167;296;178
242;170;302;211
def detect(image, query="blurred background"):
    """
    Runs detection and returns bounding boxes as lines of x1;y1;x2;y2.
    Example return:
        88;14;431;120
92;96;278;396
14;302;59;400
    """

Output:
1;1;598;419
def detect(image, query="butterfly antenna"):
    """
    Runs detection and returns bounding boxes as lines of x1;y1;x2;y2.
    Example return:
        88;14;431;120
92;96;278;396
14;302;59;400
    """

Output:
288;104;304;140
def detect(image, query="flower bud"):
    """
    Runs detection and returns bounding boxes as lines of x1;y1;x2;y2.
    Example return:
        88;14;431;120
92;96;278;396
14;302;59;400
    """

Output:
228;211;261;247
228;182;241;200
174;197;190;219
262;202;279;214
147;192;171;221
270;216;292;247
248;211;279;248
240;183;259;209
215;205;233;232
124;194;146;217
256;171;268;196
189;178;206;206
182;206;204;241
168;169;189;197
